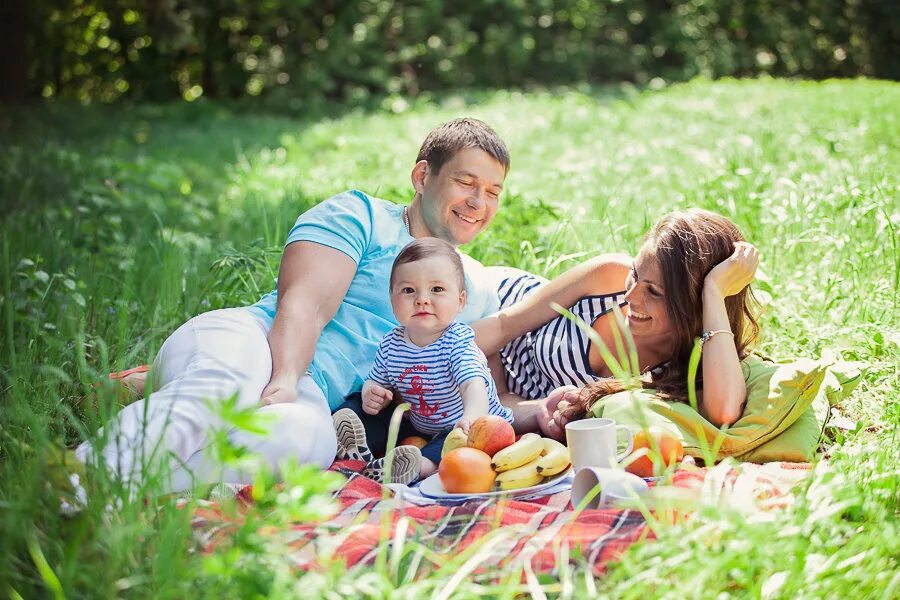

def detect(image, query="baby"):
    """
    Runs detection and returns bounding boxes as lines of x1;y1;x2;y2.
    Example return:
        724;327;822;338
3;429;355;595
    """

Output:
332;237;513;484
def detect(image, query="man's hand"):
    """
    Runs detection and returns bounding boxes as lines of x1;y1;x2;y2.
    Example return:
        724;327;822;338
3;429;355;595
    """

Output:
361;380;393;415
260;379;297;406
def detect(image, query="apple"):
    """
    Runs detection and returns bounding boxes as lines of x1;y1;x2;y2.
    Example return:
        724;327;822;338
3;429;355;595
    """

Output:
466;415;516;457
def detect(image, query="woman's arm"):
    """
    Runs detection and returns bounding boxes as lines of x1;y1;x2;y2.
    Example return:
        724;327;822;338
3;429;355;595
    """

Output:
699;242;760;426
472;254;631;356
261;241;357;405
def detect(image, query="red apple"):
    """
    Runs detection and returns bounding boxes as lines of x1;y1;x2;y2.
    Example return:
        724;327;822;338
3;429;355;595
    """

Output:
466;415;516;457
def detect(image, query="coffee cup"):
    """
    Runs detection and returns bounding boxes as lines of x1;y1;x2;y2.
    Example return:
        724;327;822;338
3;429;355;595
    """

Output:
565;418;634;471
570;467;648;509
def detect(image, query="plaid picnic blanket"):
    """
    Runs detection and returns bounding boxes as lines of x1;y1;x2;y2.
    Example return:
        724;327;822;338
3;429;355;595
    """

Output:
190;460;813;576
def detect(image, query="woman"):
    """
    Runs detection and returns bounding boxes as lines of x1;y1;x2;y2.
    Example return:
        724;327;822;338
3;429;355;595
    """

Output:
472;208;760;438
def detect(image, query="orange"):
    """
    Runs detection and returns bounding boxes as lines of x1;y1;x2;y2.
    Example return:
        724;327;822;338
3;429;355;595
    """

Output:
438;447;496;493
399;435;428;449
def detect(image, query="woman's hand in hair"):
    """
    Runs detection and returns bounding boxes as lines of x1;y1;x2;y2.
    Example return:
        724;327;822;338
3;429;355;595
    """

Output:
704;241;760;298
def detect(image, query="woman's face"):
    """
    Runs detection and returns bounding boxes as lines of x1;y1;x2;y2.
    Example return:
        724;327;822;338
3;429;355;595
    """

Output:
624;244;673;342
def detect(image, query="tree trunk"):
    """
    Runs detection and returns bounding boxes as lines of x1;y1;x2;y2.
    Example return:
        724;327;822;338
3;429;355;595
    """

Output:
0;0;29;103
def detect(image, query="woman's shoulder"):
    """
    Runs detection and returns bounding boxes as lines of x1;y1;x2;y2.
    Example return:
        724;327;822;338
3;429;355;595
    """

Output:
576;254;632;297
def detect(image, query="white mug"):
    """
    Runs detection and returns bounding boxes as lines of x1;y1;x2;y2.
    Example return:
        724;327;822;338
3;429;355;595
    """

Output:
570;467;648;509
565;418;634;471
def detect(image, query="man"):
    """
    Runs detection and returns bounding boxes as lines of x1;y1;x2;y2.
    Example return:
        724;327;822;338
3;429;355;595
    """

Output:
75;118;510;494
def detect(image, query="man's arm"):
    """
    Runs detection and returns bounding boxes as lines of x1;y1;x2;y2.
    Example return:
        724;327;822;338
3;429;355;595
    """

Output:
261;241;357;405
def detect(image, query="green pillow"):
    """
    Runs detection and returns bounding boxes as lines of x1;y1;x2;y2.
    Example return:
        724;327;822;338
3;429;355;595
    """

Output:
590;354;863;463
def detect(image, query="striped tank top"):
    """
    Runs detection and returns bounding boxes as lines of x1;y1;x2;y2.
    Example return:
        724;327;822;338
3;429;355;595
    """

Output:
498;272;627;400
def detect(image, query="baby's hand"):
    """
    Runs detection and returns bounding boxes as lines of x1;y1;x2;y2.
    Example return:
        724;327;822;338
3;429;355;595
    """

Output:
361;380;393;415
454;417;475;435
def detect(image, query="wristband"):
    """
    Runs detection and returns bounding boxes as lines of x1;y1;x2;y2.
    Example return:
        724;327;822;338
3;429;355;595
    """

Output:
699;329;734;348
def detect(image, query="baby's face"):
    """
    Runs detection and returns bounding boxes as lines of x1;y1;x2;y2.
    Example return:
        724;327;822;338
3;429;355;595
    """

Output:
390;257;466;339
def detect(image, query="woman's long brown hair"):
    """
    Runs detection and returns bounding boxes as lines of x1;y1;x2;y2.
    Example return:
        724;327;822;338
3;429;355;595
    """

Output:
575;209;760;416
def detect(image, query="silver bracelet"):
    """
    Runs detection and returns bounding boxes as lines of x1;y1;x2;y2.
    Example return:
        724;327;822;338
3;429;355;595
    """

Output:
699;329;735;348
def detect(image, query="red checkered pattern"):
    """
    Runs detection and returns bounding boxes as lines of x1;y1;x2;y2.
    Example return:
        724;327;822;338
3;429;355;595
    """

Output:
190;460;811;575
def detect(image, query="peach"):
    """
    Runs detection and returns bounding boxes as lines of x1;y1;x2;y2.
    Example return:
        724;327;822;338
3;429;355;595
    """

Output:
441;428;468;458
466;415;516;457
625;426;685;478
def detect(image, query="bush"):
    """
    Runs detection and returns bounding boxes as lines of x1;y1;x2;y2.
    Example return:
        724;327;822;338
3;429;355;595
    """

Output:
18;0;900;105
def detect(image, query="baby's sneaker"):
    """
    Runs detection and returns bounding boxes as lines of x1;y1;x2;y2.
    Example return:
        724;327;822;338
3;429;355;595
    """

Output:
362;445;422;485
45;448;88;516
333;408;374;463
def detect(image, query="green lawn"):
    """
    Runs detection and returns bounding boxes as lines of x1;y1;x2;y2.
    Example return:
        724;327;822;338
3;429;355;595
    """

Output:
1;78;898;598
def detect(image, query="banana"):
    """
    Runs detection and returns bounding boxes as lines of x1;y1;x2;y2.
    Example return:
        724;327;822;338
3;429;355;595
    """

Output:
491;433;544;472
535;437;571;476
494;456;544;490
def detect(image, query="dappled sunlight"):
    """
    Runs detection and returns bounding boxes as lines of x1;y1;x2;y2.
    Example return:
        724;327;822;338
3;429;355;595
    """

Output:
1;79;897;598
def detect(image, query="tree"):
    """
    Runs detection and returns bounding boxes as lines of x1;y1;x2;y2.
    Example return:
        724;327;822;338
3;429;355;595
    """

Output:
0;1;28;103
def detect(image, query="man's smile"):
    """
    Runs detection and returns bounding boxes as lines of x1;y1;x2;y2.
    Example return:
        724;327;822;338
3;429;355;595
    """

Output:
452;210;480;225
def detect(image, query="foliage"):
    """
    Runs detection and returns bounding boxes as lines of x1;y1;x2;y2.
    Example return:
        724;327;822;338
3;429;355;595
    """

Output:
21;0;900;105
0;79;898;597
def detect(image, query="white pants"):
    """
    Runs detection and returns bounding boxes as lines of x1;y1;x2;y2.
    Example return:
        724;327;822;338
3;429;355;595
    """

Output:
76;308;337;494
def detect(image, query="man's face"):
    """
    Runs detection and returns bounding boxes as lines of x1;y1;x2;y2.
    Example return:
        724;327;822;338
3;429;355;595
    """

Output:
416;148;506;246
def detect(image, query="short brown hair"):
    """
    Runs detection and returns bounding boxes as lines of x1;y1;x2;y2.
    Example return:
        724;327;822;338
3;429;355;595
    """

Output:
390;238;466;291
416;118;510;176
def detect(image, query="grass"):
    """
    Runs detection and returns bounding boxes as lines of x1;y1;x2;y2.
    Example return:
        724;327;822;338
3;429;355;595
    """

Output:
1;78;898;598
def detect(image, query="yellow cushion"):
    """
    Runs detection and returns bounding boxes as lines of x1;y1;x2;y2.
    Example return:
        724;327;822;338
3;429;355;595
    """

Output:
590;354;863;463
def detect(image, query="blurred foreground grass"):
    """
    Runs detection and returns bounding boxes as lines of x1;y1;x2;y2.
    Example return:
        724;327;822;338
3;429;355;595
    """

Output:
1;78;897;597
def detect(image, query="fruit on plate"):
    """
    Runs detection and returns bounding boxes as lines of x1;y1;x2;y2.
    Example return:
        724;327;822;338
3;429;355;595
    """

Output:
534;437;571;476
624;426;685;478
494;455;544;490
466;415;516;457
438;447;496;493
399;435;428;449
490;433;543;472
441;428;468;458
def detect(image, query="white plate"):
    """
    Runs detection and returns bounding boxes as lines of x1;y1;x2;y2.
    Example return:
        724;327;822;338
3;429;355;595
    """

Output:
417;468;572;500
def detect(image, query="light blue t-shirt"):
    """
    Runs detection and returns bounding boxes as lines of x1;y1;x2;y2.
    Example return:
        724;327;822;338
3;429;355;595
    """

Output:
245;190;499;410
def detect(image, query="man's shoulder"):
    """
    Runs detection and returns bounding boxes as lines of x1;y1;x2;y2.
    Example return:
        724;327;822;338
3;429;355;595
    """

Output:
318;189;390;211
